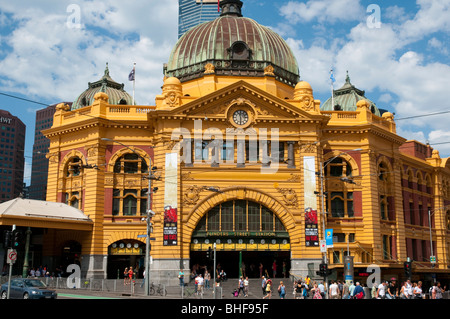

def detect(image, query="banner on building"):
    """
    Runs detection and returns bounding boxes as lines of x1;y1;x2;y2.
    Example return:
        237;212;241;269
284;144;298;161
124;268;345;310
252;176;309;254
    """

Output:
303;156;316;209
304;156;318;246
325;228;334;248
164;152;178;246
305;207;319;247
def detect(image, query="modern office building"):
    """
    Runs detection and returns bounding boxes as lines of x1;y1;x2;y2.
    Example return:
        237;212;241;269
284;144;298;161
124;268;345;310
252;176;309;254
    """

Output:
29;104;63;200
0;110;26;203
179;0;220;38
0;0;448;288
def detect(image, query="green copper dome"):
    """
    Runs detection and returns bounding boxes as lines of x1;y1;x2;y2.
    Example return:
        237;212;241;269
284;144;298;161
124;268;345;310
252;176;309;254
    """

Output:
71;63;134;110
165;0;299;86
321;72;381;116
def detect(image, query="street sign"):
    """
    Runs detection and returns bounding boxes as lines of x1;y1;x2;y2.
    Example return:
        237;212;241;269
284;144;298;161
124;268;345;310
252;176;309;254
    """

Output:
7;249;17;264
430;256;436;264
137;234;156;240
320;240;327;253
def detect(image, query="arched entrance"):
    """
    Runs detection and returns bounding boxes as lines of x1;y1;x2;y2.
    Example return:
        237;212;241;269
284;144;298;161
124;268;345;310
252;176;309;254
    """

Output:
107;240;145;279
190;199;291;278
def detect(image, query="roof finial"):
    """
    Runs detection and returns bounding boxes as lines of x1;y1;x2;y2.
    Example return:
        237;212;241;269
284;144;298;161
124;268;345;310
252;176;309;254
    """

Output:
104;62;110;77
345;70;351;84
220;0;243;17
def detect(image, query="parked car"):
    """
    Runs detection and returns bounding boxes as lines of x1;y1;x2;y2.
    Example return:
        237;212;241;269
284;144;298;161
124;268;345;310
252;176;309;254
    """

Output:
1;278;57;299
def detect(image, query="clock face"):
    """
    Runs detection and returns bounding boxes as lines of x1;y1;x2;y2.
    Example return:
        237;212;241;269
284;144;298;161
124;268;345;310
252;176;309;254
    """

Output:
233;110;249;125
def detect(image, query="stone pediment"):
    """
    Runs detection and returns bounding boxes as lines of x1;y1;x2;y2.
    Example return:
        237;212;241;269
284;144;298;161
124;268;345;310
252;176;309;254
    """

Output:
154;81;324;126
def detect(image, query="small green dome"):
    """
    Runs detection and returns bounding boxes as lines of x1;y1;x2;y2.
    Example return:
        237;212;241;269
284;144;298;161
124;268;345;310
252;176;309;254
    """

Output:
165;0;299;86
321;72;381;116
71;63;134;110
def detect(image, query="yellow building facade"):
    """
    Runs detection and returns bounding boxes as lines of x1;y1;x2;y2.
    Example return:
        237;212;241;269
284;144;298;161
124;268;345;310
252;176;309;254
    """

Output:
41;0;450;284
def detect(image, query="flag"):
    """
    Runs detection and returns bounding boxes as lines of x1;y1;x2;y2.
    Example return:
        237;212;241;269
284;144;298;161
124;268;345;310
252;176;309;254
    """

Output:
128;67;135;81
218;0;220;12
330;69;336;83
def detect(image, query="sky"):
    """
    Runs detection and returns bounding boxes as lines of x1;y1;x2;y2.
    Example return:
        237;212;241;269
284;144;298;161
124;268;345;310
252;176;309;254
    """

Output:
0;0;449;185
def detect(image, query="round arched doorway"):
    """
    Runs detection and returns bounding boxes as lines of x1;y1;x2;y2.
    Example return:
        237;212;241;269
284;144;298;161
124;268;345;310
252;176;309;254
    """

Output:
190;200;290;279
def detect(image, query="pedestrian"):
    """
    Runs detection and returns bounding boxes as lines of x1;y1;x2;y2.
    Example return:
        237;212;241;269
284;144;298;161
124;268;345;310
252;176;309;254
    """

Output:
294;280;303;299
197;274;204;295
282;261;287;278
205;270;210;290
349;281;356;298
329;280;340;299
261;276;267;296
140;268;146;288
405;279;413;299
312;283;322;299
272;260;277;278
432;282;444;299
123;267;128;285
342;281;350;299
178;268;185;287
243;276;249;297
353;282;365;299
263;279;272;299
371;282;378;299
259;263;264;278
376;281;386;299
386;279;399;299
318;281;325;298
238;276;244;297
278;281;286;299
413;281;423;299
128;266;134;284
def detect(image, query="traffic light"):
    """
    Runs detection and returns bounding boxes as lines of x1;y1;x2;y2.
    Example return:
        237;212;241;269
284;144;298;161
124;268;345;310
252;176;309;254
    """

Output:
4;230;12;248
12;230;22;248
404;261;412;278
206;247;212;260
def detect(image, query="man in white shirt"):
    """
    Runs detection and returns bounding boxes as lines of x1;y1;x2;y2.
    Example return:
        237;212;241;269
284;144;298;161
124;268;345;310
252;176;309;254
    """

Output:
329;281;340;299
196;274;204;295
377;281;386;299
318;282;325;298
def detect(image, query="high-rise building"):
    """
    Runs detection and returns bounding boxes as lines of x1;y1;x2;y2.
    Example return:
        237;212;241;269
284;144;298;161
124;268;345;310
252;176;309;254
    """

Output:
29;103;71;200
178;0;220;38
0;110;26;202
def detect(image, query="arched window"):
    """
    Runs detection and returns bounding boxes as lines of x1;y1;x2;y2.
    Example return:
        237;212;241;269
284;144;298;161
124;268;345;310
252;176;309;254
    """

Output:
114;153;148;174
193;200;287;234
324;157;352;177
379;162;389;182
66;156;83;177
65;191;80;209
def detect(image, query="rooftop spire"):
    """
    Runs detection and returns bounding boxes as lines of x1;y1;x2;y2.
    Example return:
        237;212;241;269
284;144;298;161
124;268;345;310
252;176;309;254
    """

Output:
220;0;243;17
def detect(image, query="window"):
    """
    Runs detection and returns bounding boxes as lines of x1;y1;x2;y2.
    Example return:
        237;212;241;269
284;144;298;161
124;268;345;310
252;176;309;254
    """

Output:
114;153;148;174
327;192;354;218
194;200;287;234
65;191;80;209
112;188;148;217
324;157;352;177
66;157;82;177
380;196;388;220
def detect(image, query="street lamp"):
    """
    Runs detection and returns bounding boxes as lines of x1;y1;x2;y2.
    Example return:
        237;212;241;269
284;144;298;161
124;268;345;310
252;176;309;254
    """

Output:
101;137;157;296
317;148;362;297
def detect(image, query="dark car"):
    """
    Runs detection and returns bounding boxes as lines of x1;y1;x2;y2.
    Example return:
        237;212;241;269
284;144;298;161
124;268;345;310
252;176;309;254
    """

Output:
1;278;57;299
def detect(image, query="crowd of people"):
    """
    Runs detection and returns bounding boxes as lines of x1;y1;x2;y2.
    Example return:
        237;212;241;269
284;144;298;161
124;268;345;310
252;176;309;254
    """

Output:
289;277;447;299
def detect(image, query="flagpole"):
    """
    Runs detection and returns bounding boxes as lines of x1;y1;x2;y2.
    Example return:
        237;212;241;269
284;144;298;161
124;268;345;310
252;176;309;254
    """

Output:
132;62;136;105
330;68;335;109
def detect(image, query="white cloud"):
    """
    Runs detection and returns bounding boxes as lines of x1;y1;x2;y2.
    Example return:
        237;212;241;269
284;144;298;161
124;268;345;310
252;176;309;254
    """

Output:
279;0;364;24
0;1;178;104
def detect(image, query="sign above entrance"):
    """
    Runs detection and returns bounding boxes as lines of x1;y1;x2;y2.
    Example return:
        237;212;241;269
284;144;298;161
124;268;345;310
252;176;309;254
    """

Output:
205;231;277;237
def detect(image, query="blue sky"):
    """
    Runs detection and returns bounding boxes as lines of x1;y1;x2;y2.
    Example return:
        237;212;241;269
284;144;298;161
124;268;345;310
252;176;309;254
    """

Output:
0;0;449;184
